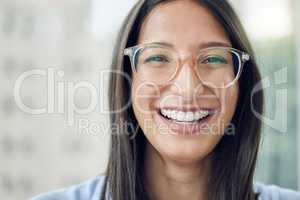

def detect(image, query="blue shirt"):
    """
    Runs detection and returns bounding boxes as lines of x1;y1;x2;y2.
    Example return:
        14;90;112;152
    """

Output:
30;175;300;200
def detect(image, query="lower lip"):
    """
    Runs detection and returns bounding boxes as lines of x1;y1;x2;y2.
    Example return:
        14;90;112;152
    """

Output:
155;109;217;136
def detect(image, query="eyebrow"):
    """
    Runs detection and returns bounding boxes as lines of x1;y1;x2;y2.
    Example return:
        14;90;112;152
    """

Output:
147;41;232;49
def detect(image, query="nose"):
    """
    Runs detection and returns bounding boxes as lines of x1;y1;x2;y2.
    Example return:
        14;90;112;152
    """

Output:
171;60;204;99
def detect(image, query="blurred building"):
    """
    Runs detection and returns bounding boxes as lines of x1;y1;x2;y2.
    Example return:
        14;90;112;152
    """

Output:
0;0;298;200
0;0;112;199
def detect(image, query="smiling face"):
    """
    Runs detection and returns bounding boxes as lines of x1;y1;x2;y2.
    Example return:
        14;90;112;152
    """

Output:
131;0;239;163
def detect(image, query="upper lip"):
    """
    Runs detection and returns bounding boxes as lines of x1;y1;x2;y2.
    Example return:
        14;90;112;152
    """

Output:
157;105;217;112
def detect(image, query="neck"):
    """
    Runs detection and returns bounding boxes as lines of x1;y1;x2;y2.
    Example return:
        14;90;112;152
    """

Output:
144;142;212;200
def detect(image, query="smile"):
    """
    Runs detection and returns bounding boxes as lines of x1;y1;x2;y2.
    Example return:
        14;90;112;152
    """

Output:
159;109;211;122
155;106;218;135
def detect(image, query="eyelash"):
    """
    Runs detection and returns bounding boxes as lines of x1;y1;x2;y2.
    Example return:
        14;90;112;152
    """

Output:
143;54;228;65
145;55;169;63
200;56;227;64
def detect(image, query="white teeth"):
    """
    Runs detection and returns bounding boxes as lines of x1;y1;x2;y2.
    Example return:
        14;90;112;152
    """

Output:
160;109;210;122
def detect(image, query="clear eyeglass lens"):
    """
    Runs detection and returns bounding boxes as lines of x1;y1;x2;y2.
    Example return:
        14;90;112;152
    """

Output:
135;46;177;84
196;48;240;88
133;46;241;87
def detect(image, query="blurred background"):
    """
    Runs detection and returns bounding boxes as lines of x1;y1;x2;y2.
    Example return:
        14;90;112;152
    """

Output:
0;0;299;199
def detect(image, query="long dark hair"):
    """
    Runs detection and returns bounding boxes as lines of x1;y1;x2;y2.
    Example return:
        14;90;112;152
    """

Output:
101;0;264;200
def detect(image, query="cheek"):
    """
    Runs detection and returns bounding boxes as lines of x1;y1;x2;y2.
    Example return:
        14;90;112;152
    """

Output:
131;78;160;130
220;85;239;117
216;84;239;134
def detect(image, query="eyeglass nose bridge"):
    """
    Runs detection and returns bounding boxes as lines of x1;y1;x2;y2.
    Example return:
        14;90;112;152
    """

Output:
169;53;203;83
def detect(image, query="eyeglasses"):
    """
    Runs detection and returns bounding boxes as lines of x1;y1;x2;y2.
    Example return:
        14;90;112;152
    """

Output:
124;43;250;88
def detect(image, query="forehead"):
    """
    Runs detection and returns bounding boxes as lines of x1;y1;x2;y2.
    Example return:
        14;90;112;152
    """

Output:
137;0;231;49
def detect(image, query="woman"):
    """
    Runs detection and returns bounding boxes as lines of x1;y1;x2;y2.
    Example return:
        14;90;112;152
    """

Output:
31;0;300;200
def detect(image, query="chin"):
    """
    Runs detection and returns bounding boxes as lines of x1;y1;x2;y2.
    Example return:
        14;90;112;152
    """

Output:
146;126;222;164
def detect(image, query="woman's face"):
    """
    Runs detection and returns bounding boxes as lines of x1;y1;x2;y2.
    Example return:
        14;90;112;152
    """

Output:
131;0;239;163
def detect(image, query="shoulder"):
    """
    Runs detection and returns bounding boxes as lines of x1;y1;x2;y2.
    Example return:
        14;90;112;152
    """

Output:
254;182;300;200
30;175;107;200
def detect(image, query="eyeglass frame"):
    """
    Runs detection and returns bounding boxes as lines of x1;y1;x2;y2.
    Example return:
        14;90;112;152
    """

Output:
124;43;250;88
